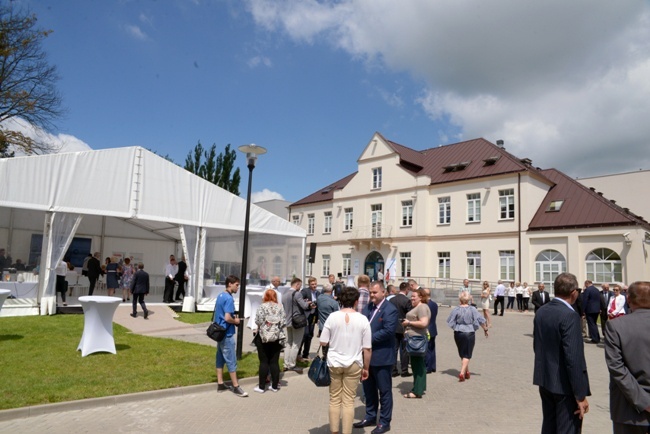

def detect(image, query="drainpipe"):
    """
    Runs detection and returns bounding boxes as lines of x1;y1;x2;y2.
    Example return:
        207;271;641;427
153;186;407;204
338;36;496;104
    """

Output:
518;173;522;282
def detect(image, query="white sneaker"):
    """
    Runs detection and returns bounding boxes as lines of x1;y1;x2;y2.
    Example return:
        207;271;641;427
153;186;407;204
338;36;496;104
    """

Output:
269;386;279;392
253;386;265;394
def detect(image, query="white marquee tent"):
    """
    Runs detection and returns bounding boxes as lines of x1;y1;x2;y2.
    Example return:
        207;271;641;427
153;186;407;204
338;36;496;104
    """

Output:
0;147;306;315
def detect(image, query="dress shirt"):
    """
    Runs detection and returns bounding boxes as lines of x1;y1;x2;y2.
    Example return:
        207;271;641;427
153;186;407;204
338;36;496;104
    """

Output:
164;263;178;279
356;287;370;313
55;261;68;276
554;297;574;311
494;284;506;297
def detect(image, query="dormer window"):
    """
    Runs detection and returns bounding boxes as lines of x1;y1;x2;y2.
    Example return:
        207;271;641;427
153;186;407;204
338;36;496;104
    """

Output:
546;200;564;212
443;161;471;172
372;167;382;189
483;156;500;166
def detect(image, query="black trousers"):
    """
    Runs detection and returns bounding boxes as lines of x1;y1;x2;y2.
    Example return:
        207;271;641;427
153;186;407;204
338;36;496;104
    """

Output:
299;313;317;358
132;293;147;314
174;279;185;300
600;314;608;336
256;339;282;389
163;278;175;303
523;297;530;311
494;296;505;315
88;276;97;296
585;312;600;343
392;333;409;375
516;294;523;310
56;275;66;303
362;364;393;426
539;386;583;434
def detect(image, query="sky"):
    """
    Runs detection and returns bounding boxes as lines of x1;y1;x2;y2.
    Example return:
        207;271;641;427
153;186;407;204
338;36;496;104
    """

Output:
10;0;650;203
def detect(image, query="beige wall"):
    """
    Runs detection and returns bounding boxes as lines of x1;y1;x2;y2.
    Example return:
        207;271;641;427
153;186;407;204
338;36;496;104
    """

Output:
578;170;650;221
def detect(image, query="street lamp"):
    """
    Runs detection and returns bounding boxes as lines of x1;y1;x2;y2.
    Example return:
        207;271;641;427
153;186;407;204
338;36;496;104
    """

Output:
236;143;267;360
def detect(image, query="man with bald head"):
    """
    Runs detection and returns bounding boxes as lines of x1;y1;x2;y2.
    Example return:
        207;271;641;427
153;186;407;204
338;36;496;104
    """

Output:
604;281;650;433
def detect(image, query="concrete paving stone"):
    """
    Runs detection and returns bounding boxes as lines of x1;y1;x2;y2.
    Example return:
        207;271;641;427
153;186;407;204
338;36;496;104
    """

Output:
0;307;615;433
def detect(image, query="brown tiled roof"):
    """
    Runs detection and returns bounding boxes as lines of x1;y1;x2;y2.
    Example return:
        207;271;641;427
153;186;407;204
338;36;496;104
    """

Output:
527;169;650;231
290;172;357;207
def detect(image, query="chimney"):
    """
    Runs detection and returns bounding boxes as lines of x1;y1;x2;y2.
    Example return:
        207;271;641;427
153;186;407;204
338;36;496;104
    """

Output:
496;140;505;149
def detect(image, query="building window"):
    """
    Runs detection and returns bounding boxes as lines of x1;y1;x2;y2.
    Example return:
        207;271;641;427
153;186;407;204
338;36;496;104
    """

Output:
306;262;312;277
401;200;413;227
467;251;481;280
344;208;353;231
324;211;332;234
290;255;298;278
499;188;515;219
438;197;451;224
342;253;351;276
273;255;282;277
371;204;382;237
291;215;300;225
400;252;411;278
535;249;567;296
322;255;330;276
372;167;382;189
499;250;515;281
307;213;315;235
467;193;481;222
546;200;564;212
586;248;622;283
438;252;450;279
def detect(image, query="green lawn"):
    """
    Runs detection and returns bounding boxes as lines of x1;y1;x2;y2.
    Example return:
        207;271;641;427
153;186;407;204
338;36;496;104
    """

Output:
0;314;261;410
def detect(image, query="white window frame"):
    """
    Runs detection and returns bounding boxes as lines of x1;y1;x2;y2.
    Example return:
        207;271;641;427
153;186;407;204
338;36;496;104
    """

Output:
499;250;515;281
372;167;382;189
371;204;382;237
344;208;353;231
438;197;451;225
322;255;331;276
401;200;413;227
273;256;282;277
586;248;622;284
323;211;332;234
342;254;351;276
467;193;481;223
535;249;567;296
467;251;481;280
307;213;315;235
438;252;450;279
306;262;313;277
499;188;515;220
400;252;412;278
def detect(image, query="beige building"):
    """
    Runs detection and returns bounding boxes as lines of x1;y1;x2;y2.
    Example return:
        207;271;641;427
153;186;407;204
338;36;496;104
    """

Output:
288;133;650;295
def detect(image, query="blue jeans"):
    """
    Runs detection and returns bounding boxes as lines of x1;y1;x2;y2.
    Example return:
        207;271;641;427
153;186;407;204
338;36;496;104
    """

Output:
216;334;237;372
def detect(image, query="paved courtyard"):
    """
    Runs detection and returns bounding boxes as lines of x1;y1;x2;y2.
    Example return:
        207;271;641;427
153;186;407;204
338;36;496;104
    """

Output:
0;306;613;433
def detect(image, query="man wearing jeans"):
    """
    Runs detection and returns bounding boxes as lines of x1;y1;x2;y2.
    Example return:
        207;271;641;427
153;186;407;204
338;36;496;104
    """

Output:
215;274;247;397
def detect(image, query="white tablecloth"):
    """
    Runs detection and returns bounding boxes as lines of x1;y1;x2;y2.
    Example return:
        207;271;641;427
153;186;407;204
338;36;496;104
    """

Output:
0;289;10;311
77;296;122;357
0;282;39;298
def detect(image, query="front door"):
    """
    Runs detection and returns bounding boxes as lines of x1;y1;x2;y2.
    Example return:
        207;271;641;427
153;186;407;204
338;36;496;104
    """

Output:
364;251;384;281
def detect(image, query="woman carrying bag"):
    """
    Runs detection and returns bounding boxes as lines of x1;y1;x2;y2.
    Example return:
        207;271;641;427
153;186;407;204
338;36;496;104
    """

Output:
402;288;431;399
253;289;286;393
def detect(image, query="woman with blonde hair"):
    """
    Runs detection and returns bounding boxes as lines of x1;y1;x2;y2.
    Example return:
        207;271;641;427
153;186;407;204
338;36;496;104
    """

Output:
480;281;492;327
254;289;286;393
447;292;489;381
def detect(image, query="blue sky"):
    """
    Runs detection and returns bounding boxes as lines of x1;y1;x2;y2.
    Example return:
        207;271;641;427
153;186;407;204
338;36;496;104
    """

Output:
12;0;650;203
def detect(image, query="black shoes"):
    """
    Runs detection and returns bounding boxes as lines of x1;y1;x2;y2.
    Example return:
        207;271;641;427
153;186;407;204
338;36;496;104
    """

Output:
144;310;149;320
372;425;390;434
129;313;136;318
400;372;411;377
353;420;376;429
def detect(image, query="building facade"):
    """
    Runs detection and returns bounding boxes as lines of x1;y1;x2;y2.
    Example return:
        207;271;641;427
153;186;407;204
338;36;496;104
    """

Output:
288;133;650;295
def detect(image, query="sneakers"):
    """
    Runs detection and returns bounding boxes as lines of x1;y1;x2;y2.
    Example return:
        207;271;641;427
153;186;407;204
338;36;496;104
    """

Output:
253;386;265;394
217;383;231;392
269;386;280;393
232;386;248;397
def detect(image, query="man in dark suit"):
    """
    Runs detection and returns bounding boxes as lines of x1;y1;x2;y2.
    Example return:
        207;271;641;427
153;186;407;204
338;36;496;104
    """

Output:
354;281;398;434
298;276;320;360
581;280;601;343
533;272;591;434
531;283;551;313
86;252;103;296
599;283;613;335
604;281;650;433
424;288;438;374
174;256;188;301
389;281;411;377
129;262;150;319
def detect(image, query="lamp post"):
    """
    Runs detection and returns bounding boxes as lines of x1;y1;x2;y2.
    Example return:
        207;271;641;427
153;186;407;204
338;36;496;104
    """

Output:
236;144;267;360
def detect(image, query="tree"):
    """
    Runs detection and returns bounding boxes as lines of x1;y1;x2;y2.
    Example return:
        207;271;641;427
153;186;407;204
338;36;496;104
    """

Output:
184;142;241;195
0;4;63;155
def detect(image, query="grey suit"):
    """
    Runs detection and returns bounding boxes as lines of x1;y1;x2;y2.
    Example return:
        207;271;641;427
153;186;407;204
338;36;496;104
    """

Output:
533;299;591;434
604;309;650;432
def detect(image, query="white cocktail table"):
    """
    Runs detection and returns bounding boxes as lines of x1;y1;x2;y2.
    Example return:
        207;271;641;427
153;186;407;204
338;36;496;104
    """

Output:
77;296;122;357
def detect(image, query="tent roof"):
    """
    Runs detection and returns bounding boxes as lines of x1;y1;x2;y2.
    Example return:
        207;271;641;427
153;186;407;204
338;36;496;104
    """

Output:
0;147;306;240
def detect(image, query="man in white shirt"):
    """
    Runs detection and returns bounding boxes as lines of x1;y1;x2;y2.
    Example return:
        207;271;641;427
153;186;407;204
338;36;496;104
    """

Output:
163;255;178;303
493;280;506;316
459;279;474;304
55;260;68;306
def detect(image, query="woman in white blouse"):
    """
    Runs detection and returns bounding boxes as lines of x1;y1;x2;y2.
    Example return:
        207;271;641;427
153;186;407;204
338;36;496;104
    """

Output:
607;285;627;319
521;282;531;312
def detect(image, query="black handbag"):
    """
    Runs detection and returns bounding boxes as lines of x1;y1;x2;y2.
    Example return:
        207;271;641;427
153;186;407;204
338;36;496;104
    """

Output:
207;322;226;342
405;334;427;356
307;348;331;387
291;291;307;329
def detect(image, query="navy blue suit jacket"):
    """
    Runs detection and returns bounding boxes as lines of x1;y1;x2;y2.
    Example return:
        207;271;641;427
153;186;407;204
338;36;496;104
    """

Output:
363;299;398;367
533;299;591;400
426;300;438;337
581;285;601;314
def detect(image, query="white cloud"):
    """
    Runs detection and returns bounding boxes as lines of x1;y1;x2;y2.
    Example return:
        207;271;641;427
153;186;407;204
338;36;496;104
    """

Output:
252;188;285;203
244;0;650;176
2;118;92;156
247;55;273;68
125;24;148;41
